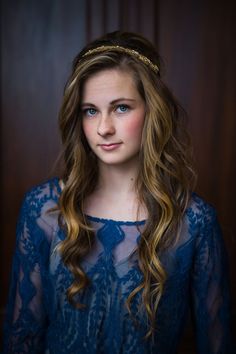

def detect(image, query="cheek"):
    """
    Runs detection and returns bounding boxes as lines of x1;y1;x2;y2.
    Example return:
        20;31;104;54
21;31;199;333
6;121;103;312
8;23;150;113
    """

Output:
124;114;145;140
82;120;93;142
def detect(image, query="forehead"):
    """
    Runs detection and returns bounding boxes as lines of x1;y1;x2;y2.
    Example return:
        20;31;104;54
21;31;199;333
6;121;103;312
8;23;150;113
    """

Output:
81;69;140;102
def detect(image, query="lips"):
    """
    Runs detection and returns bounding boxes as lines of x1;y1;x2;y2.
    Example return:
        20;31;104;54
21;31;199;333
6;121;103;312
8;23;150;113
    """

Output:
98;142;123;151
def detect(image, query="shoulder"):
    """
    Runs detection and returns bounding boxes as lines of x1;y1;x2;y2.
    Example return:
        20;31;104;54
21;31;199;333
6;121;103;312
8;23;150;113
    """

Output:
186;192;217;228
23;177;61;209
14;178;62;265
185;193;222;252
19;177;62;230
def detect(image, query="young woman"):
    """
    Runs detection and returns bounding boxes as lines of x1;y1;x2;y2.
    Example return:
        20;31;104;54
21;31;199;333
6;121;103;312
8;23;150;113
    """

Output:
3;31;234;353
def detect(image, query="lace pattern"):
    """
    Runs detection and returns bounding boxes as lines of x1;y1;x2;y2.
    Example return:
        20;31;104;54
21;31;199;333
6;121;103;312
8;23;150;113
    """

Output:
2;178;234;353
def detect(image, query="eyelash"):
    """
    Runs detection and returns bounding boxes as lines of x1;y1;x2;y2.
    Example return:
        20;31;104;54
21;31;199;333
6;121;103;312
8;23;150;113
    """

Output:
116;104;129;113
83;108;97;117
83;104;130;117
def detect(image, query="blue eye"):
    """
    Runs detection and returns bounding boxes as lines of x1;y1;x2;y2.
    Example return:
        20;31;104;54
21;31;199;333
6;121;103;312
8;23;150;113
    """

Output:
116;104;129;113
84;108;97;117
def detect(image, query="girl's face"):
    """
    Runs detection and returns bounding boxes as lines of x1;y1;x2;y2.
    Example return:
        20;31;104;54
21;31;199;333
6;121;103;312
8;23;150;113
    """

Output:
81;69;146;168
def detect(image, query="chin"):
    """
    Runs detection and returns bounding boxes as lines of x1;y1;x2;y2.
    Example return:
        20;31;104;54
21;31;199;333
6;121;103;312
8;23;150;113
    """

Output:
98;155;139;167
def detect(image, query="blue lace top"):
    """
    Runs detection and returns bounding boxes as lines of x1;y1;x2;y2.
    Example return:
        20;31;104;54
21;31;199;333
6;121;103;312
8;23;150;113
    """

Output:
3;178;234;354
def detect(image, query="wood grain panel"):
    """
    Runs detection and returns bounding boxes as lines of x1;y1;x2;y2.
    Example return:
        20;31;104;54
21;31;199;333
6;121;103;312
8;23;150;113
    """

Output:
1;0;235;349
159;0;236;332
0;0;88;325
0;2;159;344
86;0;158;42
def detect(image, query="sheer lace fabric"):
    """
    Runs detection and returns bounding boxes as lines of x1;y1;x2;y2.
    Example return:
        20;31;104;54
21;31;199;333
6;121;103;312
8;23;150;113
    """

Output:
3;178;234;353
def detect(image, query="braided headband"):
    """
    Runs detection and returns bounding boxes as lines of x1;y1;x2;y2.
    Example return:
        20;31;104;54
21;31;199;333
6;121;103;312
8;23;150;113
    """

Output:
81;45;159;73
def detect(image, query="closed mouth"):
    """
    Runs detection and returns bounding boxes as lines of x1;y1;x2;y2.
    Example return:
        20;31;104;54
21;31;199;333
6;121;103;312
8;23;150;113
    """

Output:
98;142;122;146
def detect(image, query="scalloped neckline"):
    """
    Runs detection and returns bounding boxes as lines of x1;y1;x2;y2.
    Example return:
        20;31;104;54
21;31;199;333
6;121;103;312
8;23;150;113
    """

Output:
86;214;146;225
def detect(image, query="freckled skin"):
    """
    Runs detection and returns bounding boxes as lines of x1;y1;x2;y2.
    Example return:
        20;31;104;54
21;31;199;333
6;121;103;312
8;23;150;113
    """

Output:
81;69;146;169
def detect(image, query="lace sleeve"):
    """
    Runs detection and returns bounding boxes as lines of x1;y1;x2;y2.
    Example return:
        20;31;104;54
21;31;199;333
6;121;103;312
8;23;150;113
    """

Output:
191;204;234;354
3;193;49;354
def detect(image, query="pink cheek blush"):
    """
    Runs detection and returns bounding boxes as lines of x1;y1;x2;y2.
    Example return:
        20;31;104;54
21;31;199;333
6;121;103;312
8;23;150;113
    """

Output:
123;115;145;138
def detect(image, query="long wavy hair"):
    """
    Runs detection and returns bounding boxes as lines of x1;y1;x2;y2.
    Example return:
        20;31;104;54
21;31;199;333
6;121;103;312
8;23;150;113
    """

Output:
57;31;196;338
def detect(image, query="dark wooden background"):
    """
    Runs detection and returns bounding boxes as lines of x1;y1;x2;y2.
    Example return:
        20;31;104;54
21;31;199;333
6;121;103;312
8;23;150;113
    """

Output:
1;0;235;351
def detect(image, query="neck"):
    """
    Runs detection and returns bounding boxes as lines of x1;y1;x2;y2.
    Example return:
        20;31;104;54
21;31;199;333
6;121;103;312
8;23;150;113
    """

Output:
96;161;139;197
83;159;148;221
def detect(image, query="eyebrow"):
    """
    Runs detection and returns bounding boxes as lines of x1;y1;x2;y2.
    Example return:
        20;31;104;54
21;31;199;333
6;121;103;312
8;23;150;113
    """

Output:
81;98;136;107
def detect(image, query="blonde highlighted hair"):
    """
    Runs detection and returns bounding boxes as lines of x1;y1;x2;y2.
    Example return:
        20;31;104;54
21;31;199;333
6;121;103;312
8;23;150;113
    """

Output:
57;31;196;338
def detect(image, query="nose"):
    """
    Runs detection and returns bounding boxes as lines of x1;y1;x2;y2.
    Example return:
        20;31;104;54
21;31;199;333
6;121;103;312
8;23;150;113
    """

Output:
97;114;115;137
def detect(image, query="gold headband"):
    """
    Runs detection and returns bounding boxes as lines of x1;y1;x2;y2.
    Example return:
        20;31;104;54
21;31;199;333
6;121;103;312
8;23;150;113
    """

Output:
81;45;159;73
